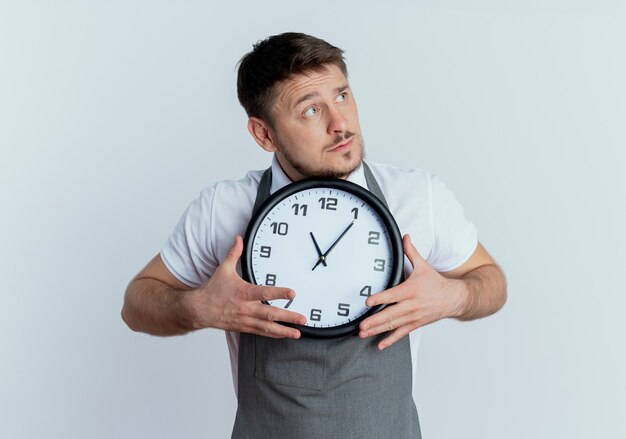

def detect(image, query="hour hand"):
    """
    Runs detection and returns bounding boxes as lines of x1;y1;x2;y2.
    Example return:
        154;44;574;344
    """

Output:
310;232;327;267
312;221;355;271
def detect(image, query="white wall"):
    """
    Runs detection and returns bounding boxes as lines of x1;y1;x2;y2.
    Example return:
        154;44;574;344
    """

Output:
1;1;624;438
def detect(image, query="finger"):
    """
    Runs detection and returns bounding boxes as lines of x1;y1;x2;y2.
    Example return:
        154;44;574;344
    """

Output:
243;284;296;303
359;302;411;335
365;281;412;308
403;234;425;269
376;323;418;350
360;310;419;339
365;286;398;308
252;303;308;326
239;318;302;339
245;313;304;338
222;235;244;269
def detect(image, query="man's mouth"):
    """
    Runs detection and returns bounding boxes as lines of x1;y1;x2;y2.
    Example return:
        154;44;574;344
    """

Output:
327;136;354;152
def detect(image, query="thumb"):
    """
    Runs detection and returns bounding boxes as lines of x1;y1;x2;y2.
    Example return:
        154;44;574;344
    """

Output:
403;234;425;269
223;235;244;268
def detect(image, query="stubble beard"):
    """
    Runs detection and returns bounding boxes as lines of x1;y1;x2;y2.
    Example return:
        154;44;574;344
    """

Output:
276;132;366;180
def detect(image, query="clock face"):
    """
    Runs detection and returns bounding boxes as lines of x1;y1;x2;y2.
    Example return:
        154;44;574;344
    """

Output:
242;179;403;338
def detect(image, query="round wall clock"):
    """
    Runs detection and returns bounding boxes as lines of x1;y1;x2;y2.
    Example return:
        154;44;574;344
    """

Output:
242;178;403;338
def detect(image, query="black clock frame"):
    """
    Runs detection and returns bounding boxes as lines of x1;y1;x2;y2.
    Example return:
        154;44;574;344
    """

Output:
242;177;404;338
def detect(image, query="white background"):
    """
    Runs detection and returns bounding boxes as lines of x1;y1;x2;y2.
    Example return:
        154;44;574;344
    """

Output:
1;1;625;438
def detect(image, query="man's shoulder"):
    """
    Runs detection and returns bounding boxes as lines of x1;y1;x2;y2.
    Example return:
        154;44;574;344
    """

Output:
197;168;266;202
365;160;433;194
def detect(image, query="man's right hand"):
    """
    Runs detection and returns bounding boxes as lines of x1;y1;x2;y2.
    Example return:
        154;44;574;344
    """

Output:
122;235;306;339
186;235;306;339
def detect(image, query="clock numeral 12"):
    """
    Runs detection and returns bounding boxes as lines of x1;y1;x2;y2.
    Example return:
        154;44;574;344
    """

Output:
270;222;288;235
310;309;322;321
318;197;337;210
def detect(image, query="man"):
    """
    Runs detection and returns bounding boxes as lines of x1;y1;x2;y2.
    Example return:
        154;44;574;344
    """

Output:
122;32;507;438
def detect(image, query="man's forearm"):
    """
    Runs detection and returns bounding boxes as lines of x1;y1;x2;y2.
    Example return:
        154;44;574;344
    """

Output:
122;278;196;336
452;264;507;321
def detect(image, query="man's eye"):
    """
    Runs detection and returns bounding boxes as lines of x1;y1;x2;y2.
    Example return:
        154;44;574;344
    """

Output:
304;107;318;117
336;92;347;102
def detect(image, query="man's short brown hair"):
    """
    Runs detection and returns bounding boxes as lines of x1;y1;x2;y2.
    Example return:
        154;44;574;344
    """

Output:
237;32;347;125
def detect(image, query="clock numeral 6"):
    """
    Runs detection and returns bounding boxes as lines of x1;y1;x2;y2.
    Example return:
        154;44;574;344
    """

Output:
265;273;277;286
270;222;288;236
337;303;350;317
373;259;386;272
310;309;322;321
360;285;372;297
368;231;380;245
259;246;271;258
318;197;337;210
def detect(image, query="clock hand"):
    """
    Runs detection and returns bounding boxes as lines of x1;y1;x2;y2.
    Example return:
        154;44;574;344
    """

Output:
309;232;328;267
312;221;355;271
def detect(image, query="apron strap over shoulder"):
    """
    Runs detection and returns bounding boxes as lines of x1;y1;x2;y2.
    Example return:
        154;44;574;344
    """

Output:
252;167;273;215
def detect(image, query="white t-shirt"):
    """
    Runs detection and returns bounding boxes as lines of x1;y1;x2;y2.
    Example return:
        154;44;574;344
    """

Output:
161;156;478;396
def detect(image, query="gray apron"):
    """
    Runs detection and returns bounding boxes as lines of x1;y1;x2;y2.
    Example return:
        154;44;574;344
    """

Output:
232;163;421;439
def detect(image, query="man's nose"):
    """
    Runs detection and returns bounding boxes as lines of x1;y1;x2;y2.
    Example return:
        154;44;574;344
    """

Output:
327;106;348;134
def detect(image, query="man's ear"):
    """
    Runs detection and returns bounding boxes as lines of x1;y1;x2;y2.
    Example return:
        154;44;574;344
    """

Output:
247;117;278;152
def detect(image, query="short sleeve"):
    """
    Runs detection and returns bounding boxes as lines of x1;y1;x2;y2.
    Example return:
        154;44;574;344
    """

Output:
427;174;478;272
160;187;219;288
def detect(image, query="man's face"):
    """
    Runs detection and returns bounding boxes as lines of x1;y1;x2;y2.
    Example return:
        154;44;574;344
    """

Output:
265;64;364;180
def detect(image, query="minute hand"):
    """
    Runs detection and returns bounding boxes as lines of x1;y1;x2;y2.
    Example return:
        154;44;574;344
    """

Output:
312;221;355;271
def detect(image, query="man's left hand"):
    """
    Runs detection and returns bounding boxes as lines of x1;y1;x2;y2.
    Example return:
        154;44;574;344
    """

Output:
358;234;466;350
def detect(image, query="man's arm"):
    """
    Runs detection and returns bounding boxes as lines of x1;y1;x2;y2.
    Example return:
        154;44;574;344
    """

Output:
122;236;307;338
358;235;507;350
